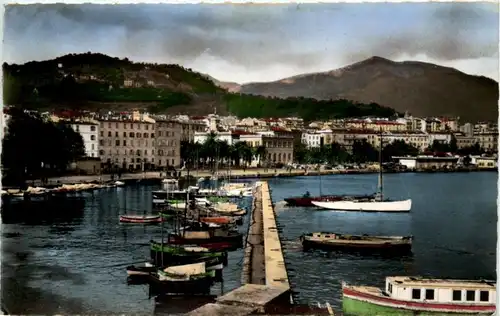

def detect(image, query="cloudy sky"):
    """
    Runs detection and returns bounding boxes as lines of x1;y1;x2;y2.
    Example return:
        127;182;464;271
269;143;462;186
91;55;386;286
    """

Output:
3;2;499;83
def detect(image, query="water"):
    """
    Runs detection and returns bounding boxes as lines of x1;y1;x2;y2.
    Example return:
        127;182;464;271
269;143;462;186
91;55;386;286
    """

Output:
1;172;497;313
269;172;497;308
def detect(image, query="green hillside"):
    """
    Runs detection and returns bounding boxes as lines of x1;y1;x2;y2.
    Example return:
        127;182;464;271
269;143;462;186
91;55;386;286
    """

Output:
3;53;398;119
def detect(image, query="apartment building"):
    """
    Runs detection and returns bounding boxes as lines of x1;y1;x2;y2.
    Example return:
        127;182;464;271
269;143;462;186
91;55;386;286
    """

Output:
179;121;206;141
98;119;156;171
69;122;99;158
263;135;294;165
155;119;182;168
474;132;498;152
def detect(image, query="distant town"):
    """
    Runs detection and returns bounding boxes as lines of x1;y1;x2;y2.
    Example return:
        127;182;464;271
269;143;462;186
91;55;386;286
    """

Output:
2;106;497;178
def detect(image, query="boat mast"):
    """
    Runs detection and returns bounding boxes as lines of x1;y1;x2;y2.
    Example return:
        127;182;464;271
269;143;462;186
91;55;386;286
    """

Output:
377;129;384;202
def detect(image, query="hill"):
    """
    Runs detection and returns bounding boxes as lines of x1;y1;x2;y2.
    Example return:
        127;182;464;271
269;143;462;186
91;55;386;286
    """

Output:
235;56;499;122
3;53;398;120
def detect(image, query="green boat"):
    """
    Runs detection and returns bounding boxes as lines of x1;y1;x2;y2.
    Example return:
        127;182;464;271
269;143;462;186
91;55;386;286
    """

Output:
150;241;228;266
207;196;230;203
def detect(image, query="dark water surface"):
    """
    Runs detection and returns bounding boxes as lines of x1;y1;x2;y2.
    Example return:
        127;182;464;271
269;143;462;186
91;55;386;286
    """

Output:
1;172;497;314
270;172;497;307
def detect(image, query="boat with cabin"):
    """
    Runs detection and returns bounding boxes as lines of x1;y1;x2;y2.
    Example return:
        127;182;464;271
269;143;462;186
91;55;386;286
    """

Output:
342;276;496;315
300;232;412;254
150;241;228;267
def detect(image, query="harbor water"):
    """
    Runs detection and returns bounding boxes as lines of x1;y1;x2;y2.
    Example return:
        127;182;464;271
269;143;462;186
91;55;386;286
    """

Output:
1;172;497;314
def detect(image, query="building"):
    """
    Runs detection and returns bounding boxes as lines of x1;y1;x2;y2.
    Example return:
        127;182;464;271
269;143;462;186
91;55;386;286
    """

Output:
69;122;99;158
262;135;294;166
179;121;206;141
454;134;476;149
239;132;264;166
98;119;156;171
155;120;182;168
471;156;497;169
392;155;459;170
474;132;498;152
301;132;323;148
194;131;235;145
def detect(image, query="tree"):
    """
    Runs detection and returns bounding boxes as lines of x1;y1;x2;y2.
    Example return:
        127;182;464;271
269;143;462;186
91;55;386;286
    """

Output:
255;146;267;166
449;134;458;153
2;109;85;186
352;139;378;163
382;140;419;162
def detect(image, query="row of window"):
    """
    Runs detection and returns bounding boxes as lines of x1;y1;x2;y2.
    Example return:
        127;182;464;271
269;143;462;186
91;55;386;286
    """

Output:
101;122;154;130
100;140;155;147
264;141;293;148
101;131;155;138
157;149;176;156
99;149;155;156
410;288;489;302
157;131;177;137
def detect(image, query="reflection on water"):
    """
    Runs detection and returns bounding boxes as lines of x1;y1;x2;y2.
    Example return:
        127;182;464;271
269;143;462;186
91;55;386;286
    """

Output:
1;172;496;313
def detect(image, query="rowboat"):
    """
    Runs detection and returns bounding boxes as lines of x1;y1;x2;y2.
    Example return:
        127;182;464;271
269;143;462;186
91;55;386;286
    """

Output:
119;215;162;224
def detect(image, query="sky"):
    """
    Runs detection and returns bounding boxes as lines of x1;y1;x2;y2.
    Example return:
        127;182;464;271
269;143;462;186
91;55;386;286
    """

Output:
3;2;499;84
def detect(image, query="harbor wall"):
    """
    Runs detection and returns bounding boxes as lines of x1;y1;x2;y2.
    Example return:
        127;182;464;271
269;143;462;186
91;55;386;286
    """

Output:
188;181;294;316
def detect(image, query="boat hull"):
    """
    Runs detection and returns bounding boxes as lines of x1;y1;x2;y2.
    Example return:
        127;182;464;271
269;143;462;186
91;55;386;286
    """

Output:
312;199;412;212
284;195;375;207
167;233;243;250
342;286;495;315
119;215;162;224
148;275;213;295
302;239;412;254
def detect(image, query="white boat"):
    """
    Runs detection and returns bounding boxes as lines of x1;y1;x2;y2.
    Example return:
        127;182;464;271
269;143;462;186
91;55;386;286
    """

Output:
114;181;125;186
342;276;496;315
312;199;412;212
312;132;411;212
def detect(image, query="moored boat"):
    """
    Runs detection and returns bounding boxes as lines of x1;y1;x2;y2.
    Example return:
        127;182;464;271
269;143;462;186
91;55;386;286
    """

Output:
148;262;214;295
300;232;413;253
312;199;412;212
166;224;243;250
342;276;496;315
150;241;228;266
126;262;156;277
285;193;376;207
119;215;162;224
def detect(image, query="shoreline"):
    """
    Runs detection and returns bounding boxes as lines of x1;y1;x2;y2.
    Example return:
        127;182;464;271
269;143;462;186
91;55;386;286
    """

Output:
10;167;497;188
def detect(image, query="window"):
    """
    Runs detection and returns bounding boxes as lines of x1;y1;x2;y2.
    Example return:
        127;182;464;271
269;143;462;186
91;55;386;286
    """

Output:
129;132;134;138
91;144;94;150
115;131;118;137
466;290;475;301
90;126;96;131
123;140;127;146
100;131;104;137
99;140;104;146
108;131;111;137
412;289;421;300
99;150;105;155
480;291;489;302
123;132;127;137
388;283;392;293
115;140;120;146
151;133;154;138
425;289;434;300
143;133;148;138
91;135;96;140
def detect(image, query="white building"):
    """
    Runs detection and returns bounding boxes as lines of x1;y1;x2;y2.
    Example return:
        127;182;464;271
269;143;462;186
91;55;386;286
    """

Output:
428;133;452;146
70;122;99;158
301;132;323;148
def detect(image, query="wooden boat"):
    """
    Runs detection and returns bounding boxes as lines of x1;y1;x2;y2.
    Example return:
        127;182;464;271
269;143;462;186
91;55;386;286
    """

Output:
148;262;214;295
300;232;412;253
199;216;234;225
119;215;162;224
312;132;412;212
284;192;376;207
166;223;243;250
126;262;156;277
150;241;228;266
342;276;496;315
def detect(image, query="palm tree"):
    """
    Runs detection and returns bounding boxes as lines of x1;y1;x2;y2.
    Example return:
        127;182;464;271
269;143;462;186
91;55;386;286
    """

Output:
256;145;267;167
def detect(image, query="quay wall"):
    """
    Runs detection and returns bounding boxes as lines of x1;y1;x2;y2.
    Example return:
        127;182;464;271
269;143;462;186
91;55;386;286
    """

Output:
23;167;495;187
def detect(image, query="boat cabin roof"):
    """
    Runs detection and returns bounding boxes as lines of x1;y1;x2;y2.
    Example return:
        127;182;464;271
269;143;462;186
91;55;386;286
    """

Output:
387;276;496;289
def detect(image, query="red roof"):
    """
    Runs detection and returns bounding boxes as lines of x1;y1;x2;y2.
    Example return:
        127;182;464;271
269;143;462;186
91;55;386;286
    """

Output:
231;130;256;136
271;127;289;132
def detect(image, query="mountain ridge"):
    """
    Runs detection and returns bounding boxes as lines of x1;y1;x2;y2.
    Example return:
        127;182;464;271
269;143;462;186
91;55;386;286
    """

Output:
212;57;498;122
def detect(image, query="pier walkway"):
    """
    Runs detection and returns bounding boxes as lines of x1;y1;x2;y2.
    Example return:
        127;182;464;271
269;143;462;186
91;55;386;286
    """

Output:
188;181;333;315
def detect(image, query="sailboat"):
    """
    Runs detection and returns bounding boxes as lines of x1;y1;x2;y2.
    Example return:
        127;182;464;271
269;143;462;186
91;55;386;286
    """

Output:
312;131;412;212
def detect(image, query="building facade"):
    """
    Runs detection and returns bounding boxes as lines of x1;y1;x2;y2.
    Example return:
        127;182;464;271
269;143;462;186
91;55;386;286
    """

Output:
263;135;294;165
98;119;156;171
69;122;99;158
155;120;182;168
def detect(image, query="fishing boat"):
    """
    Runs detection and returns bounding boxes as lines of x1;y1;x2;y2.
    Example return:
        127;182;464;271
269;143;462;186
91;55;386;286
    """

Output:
167;222;243;250
342;276;496;315
300;232;413;253
148;262;215;295
126;262;156;277
311;131;412;212
150;241;228;267
199;216;235;225
119;215;162;224
285;191;376;207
